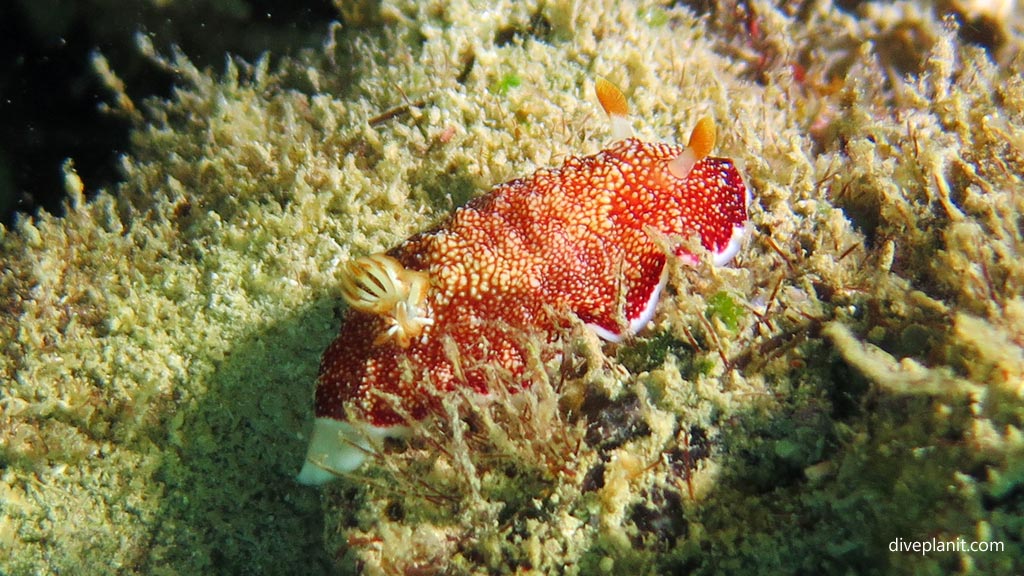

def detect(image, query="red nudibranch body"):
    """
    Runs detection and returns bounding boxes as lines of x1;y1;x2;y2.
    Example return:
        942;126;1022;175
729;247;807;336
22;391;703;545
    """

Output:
298;80;749;485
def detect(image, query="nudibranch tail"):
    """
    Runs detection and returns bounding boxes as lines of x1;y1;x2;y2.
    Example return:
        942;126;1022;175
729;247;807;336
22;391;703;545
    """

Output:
595;77;633;140
297;418;410;485
338;253;433;348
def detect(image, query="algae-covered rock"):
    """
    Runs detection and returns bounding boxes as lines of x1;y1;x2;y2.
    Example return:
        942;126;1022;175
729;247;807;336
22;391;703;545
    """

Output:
2;0;1023;574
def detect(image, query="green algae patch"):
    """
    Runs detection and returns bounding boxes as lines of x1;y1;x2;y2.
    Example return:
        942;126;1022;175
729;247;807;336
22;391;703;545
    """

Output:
705;291;744;332
637;6;669;28
2;0;1024;574
492;72;523;96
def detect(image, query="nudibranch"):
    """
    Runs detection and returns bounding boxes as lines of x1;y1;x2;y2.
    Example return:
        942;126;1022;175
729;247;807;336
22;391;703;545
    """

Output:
298;79;749;485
